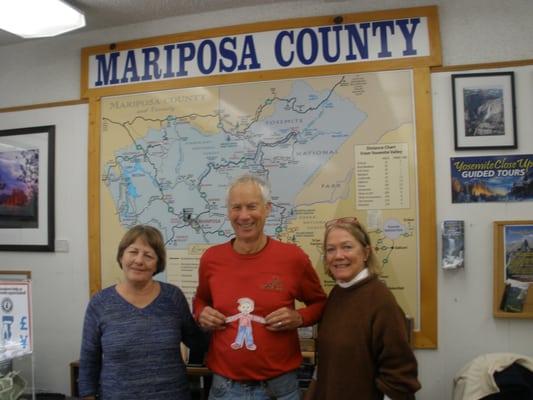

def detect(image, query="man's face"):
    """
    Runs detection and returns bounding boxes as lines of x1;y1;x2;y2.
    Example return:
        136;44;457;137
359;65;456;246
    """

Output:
228;182;271;244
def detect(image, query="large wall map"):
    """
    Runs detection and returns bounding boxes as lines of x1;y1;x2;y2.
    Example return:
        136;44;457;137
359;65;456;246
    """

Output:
100;70;419;321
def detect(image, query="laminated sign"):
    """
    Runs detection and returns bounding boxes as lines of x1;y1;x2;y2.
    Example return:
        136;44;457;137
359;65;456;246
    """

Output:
0;281;32;361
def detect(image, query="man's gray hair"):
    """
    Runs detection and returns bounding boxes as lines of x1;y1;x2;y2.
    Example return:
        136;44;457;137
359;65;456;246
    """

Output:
227;174;272;204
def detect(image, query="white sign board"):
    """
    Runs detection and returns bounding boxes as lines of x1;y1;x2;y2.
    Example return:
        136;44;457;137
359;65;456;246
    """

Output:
0;281;32;361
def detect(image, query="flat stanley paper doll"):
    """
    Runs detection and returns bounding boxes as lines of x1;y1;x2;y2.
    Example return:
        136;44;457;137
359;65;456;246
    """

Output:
225;297;265;351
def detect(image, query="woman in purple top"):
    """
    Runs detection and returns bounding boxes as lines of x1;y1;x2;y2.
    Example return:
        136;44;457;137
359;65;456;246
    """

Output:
78;225;207;400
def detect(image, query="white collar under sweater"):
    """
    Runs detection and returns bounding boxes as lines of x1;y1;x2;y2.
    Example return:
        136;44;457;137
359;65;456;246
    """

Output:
337;268;369;288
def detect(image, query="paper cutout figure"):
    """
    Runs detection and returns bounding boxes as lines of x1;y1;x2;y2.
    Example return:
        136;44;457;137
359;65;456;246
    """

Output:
225;297;265;351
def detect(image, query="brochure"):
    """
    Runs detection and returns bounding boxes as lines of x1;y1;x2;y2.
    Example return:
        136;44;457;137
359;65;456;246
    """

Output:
500;279;529;312
442;220;465;269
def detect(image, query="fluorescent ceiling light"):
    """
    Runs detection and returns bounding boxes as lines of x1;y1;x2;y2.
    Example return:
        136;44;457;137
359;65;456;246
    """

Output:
0;0;85;38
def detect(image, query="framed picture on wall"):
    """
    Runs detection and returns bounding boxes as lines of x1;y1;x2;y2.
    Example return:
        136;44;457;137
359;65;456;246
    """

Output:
0;125;55;251
452;72;517;150
493;220;533;318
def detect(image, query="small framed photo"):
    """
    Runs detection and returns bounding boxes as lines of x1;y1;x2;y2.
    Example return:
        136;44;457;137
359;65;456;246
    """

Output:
493;221;533;318
0;125;55;251
452;72;517;150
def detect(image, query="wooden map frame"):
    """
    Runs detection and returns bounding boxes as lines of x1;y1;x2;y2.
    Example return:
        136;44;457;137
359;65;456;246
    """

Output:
82;6;440;348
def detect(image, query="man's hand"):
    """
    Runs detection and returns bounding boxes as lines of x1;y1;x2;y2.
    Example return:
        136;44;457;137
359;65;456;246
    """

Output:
198;306;227;330
265;307;303;331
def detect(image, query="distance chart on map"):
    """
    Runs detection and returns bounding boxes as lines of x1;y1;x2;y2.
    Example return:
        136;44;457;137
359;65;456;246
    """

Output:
99;69;420;324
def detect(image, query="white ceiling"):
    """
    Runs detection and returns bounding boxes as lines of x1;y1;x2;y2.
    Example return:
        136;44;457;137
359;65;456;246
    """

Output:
0;0;305;47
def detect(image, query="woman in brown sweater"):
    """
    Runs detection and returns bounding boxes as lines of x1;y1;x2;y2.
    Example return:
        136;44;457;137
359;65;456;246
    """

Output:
306;217;420;400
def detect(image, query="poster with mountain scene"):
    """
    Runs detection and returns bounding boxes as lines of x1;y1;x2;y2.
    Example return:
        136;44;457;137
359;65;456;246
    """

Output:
500;224;533;312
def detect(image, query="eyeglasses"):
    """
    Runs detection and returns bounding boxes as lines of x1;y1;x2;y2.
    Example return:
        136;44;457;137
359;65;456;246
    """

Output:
325;217;360;228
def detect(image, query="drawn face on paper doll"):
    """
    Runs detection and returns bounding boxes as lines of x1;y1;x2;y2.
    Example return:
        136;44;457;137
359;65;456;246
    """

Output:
237;297;254;314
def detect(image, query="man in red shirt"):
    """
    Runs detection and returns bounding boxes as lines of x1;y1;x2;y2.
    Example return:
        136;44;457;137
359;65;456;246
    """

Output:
194;174;326;399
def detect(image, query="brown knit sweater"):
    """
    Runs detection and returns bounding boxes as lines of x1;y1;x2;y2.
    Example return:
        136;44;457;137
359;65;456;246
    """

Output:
315;275;421;400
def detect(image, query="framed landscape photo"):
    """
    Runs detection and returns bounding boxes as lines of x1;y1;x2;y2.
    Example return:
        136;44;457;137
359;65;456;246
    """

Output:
0;125;55;251
452;72;517;150
493;220;533;318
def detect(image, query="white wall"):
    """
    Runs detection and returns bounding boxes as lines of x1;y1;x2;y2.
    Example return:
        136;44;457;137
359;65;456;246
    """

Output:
0;104;88;394
0;0;532;397
425;65;533;399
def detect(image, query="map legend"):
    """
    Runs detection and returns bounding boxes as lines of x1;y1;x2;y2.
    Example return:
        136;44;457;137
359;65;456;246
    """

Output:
355;143;410;210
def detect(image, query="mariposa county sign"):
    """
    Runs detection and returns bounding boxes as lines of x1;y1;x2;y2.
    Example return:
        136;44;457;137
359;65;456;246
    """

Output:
82;7;440;94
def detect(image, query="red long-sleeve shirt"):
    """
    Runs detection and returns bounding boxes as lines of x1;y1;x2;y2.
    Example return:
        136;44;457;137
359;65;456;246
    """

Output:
193;237;327;380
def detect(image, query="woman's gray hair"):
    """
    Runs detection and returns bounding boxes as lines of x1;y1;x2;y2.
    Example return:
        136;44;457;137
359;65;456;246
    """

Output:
226;174;271;204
